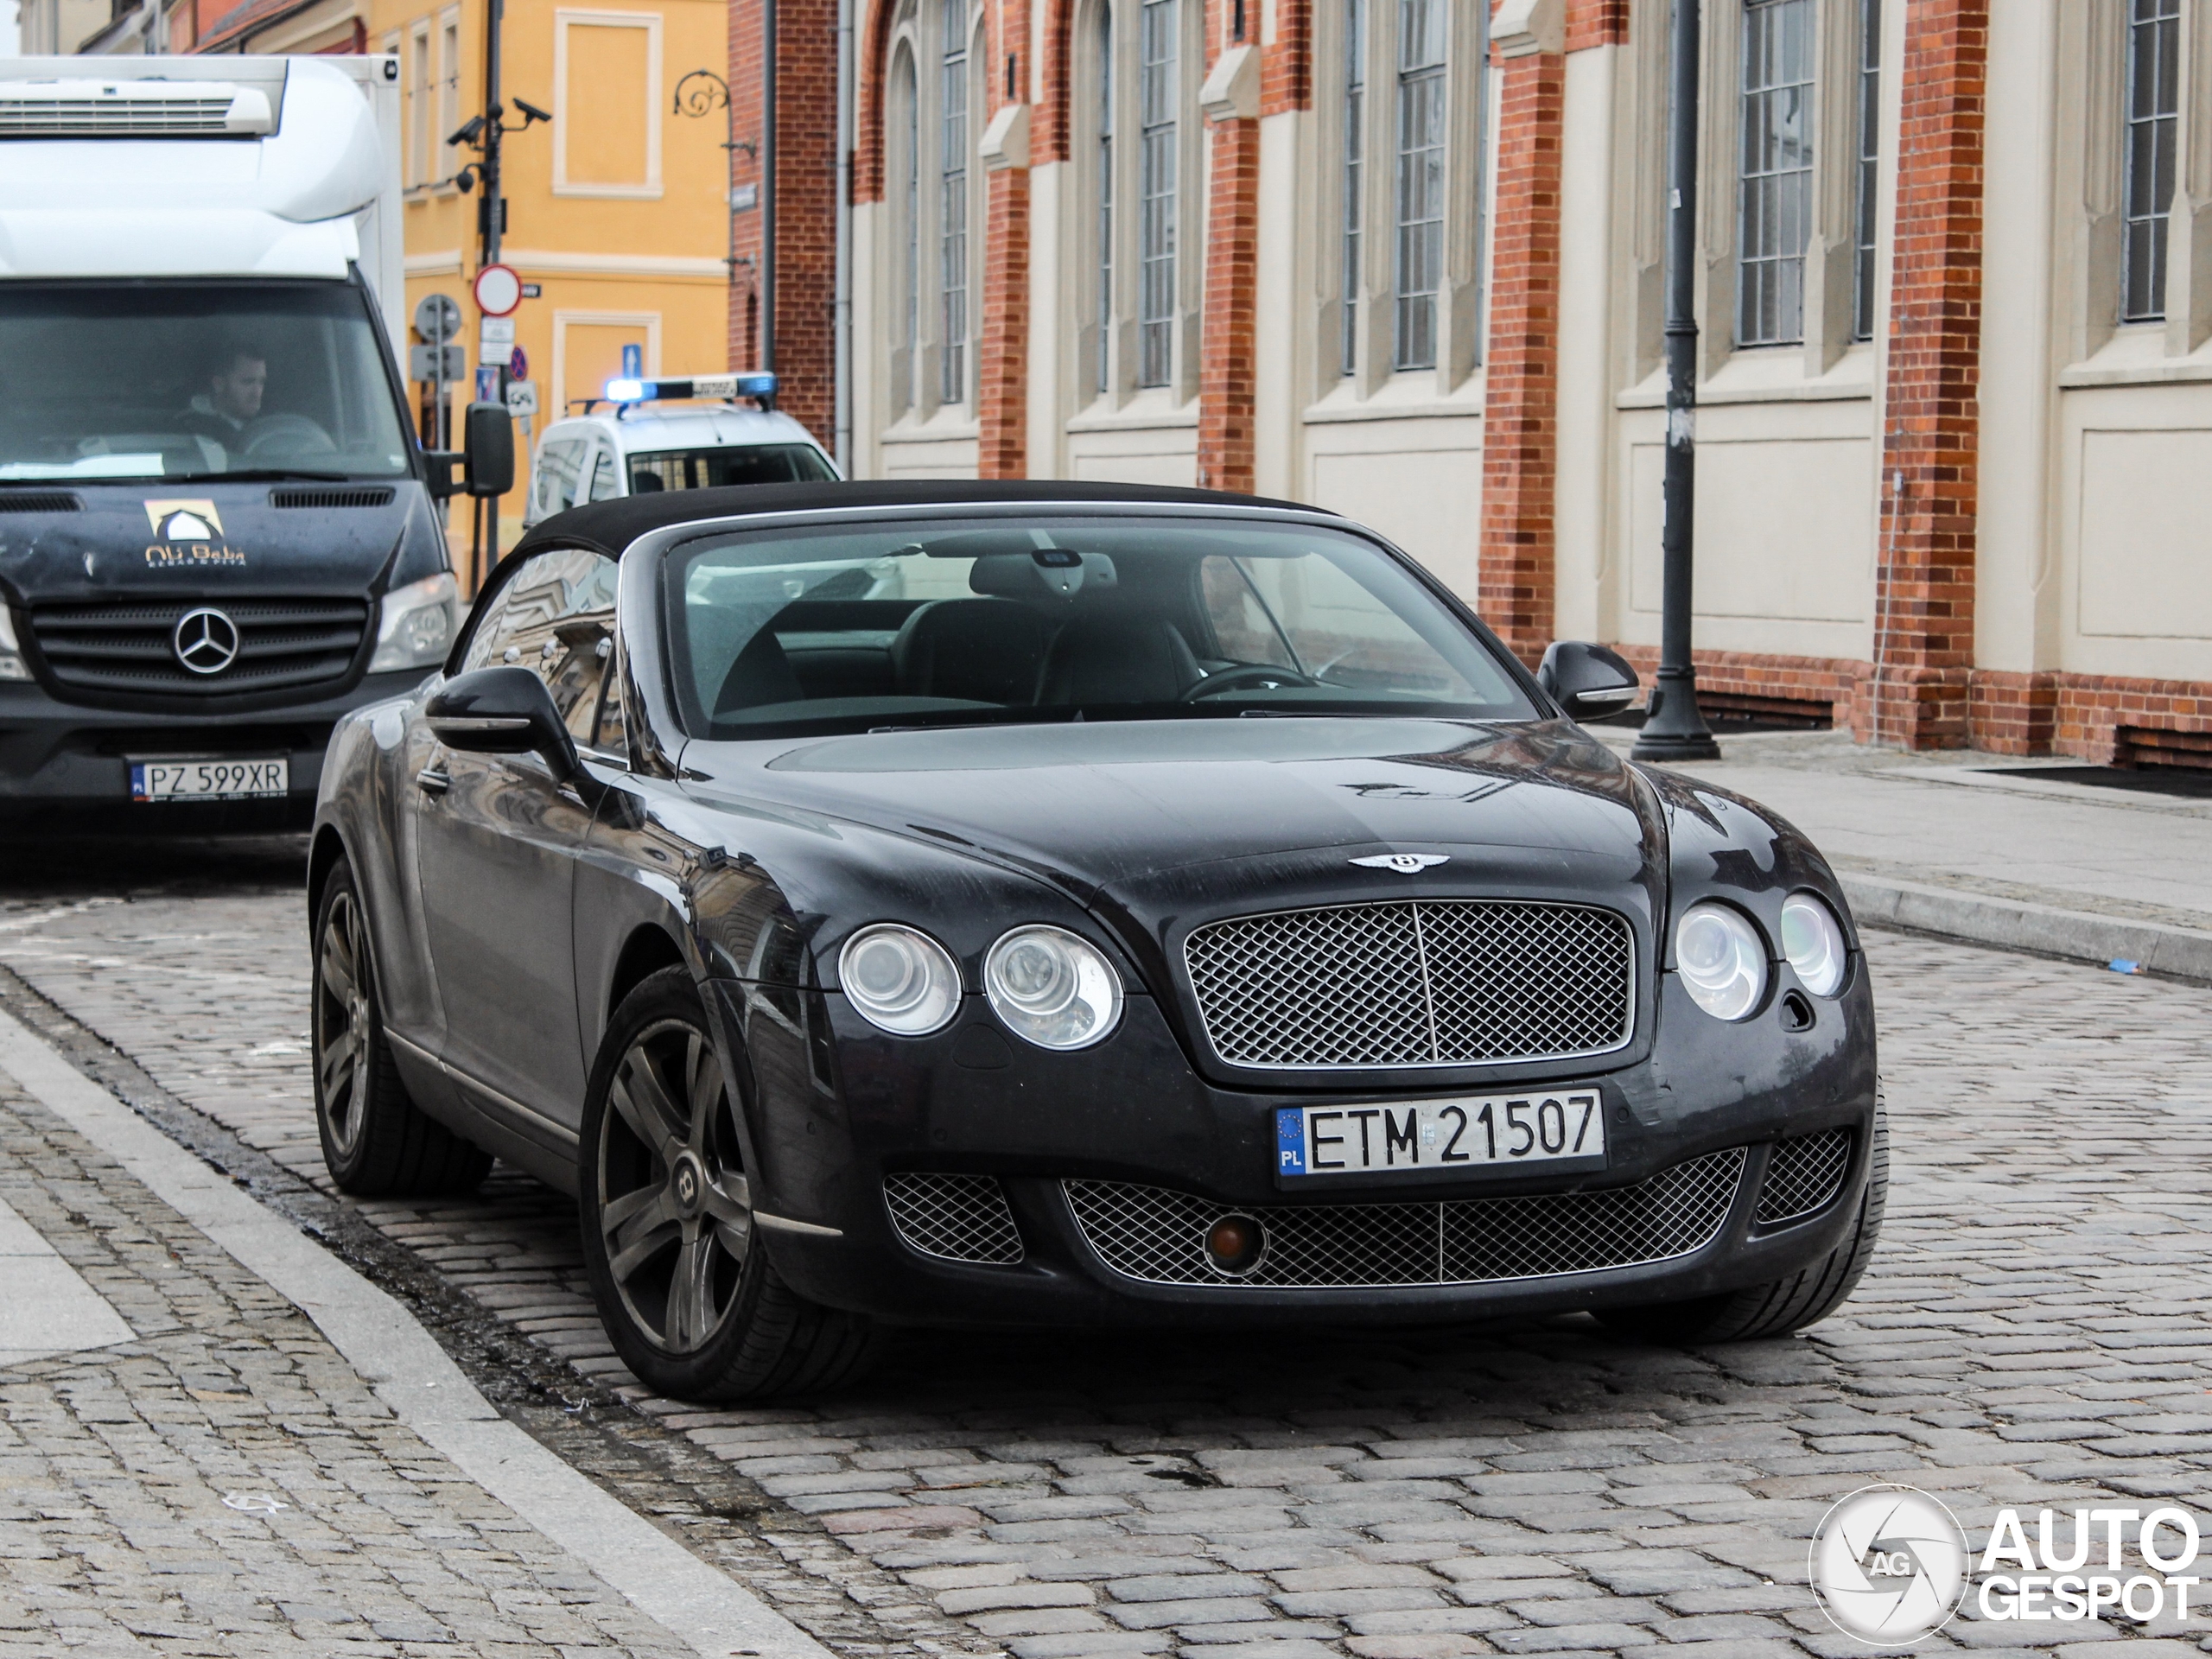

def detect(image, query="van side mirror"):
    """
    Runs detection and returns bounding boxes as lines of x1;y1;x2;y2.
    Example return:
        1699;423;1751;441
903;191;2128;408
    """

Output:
426;665;598;796
1537;641;1641;723
463;401;515;498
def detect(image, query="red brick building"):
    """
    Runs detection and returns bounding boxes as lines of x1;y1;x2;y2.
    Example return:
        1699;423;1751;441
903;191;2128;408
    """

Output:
744;0;2212;761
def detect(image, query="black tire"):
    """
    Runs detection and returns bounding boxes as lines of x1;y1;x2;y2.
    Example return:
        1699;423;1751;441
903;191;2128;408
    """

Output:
577;966;878;1402
312;858;492;1198
1599;1108;1888;1344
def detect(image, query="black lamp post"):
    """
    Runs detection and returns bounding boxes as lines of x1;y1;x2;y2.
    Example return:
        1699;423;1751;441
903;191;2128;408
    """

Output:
1632;0;1721;763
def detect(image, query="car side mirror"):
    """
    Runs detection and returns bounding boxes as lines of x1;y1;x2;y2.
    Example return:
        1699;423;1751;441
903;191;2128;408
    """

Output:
463;402;516;498
426;666;596;795
1537;641;1641;723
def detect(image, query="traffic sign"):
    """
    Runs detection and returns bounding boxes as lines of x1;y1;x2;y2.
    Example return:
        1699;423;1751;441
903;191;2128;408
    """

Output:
505;379;539;416
413;292;461;345
409;343;467;382
507;344;529;381
474;263;523;317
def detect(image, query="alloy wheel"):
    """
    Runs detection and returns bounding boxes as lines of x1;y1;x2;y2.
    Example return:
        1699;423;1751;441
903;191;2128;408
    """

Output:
595;1019;753;1354
315;889;373;1159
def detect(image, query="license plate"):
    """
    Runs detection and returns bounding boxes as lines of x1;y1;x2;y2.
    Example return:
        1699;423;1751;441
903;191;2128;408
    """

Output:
130;758;289;802
1276;1089;1606;1179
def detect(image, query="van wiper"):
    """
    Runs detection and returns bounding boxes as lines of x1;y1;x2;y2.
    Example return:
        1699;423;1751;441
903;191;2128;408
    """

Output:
193;468;357;482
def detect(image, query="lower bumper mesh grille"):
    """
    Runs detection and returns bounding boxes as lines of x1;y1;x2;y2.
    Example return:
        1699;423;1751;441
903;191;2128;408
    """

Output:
882;1173;1025;1264
1755;1129;1853;1225
1064;1150;1746;1288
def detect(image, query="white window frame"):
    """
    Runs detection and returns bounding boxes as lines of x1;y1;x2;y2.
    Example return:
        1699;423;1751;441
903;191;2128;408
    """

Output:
880;0;985;420
1319;0;1484;398
408;20;433;190
438;8;464;191
552;9;665;200
1071;0;1203;406
551;310;663;415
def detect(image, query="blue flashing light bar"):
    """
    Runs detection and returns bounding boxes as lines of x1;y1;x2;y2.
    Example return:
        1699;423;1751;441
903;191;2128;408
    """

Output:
603;372;779;404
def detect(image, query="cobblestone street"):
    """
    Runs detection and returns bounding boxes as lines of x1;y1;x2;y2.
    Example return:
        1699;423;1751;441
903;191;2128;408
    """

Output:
2;837;2209;1659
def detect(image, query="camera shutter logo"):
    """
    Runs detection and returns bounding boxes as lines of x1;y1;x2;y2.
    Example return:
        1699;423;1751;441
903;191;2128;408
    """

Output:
172;607;241;676
1809;1484;1970;1646
143;499;224;541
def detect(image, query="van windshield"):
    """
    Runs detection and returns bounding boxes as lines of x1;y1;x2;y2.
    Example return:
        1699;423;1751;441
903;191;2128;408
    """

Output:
0;281;414;482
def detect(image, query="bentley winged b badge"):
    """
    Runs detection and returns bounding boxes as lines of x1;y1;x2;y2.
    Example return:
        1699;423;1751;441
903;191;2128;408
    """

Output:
1350;853;1452;874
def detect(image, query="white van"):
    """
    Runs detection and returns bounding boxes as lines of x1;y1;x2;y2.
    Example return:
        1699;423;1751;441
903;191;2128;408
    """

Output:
524;374;839;526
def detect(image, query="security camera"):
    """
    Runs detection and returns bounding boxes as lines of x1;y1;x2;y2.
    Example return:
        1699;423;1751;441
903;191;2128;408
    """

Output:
512;97;552;125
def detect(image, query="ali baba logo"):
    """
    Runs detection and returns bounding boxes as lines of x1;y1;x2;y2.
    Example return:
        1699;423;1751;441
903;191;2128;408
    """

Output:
143;499;245;568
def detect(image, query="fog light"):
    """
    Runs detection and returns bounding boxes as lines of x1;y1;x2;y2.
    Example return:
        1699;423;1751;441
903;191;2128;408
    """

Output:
1203;1213;1265;1276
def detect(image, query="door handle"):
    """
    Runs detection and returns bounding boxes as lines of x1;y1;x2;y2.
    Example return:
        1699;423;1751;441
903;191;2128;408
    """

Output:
416;766;452;797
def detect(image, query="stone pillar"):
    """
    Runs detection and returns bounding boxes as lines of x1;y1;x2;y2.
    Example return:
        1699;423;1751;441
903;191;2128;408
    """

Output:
1871;0;1988;748
979;89;1033;478
1478;0;1567;666
1198;39;1262;493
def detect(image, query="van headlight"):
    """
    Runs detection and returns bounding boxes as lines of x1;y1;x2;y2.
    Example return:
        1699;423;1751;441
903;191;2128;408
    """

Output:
1674;902;1768;1021
984;925;1122;1050
0;606;25;682
839;925;963;1035
370;572;458;671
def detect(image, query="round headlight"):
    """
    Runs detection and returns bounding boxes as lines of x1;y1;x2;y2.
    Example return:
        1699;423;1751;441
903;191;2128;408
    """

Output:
837;925;962;1036
983;925;1123;1050
1781;892;1848;997
1674;902;1768;1021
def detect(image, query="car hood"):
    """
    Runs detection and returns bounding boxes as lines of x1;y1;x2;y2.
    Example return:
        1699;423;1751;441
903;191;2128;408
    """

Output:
681;716;1660;904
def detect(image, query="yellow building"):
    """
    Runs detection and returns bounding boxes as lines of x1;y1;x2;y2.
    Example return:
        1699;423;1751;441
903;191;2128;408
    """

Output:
368;0;733;568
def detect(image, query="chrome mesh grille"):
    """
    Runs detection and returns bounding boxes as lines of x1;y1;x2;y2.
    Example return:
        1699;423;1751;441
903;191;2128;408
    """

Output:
882;1173;1024;1264
1183;900;1635;1069
1755;1129;1852;1225
1064;1149;1745;1288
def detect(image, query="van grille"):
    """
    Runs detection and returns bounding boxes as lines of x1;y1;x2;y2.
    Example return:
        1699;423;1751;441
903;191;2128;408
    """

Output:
27;596;369;698
270;487;396;510
0;492;80;513
0;96;239;134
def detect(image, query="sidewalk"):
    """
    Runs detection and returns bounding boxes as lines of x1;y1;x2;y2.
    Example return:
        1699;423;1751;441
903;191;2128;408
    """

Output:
0;1005;824;1659
1597;727;2212;980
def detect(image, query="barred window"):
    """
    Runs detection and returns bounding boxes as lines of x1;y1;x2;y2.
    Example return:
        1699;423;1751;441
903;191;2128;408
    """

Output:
1853;0;1879;341
1341;0;1365;376
939;5;970;404
1737;0;1814;347
2123;0;2179;323
1393;0;1446;371
1138;0;1179;389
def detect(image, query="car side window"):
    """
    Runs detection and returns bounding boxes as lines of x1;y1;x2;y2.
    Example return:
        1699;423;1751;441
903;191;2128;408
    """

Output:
589;446;623;502
454;549;622;747
534;438;586;518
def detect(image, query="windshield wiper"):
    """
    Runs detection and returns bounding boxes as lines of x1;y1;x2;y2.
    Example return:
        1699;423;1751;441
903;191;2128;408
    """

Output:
191;468;358;483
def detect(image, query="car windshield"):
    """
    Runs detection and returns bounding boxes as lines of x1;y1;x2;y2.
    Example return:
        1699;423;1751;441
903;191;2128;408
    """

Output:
0;281;413;482
664;515;1538;737
629;444;837;493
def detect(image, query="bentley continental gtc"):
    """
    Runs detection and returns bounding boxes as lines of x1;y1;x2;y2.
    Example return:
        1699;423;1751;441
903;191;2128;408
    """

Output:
308;480;1884;1400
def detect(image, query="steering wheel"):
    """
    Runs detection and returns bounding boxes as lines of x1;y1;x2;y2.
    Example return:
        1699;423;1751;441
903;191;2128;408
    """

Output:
1180;662;1323;700
242;414;339;457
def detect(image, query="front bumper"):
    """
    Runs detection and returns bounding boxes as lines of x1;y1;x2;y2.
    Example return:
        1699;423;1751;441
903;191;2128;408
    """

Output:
0;670;427;828
708;965;1879;1328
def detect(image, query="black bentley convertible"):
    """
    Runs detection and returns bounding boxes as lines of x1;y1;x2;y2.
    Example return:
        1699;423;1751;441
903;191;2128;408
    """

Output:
309;480;1883;1400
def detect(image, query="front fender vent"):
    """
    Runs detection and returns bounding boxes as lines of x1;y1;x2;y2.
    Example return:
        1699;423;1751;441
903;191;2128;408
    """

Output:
1755;1129;1852;1225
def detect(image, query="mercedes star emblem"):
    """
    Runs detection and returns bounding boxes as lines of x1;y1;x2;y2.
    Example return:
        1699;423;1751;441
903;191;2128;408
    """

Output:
1350;853;1451;874
172;607;242;676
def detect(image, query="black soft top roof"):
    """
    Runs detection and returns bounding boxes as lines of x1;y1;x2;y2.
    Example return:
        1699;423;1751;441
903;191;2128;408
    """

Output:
511;478;1329;561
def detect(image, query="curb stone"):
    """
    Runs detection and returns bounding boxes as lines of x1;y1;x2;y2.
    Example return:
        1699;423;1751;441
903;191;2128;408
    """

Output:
1839;875;2212;984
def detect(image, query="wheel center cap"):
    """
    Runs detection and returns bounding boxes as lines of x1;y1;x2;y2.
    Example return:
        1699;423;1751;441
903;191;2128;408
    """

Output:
671;1153;704;1217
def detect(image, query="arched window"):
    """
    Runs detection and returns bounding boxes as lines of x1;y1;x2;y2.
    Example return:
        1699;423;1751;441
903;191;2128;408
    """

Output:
1327;0;1483;390
1075;0;1198;403
878;0;982;420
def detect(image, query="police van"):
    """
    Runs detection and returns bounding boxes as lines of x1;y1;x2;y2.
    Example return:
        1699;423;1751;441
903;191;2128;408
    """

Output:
524;372;838;525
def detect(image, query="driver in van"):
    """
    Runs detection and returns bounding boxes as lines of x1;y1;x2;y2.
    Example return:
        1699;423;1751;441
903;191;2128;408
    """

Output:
180;344;268;441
